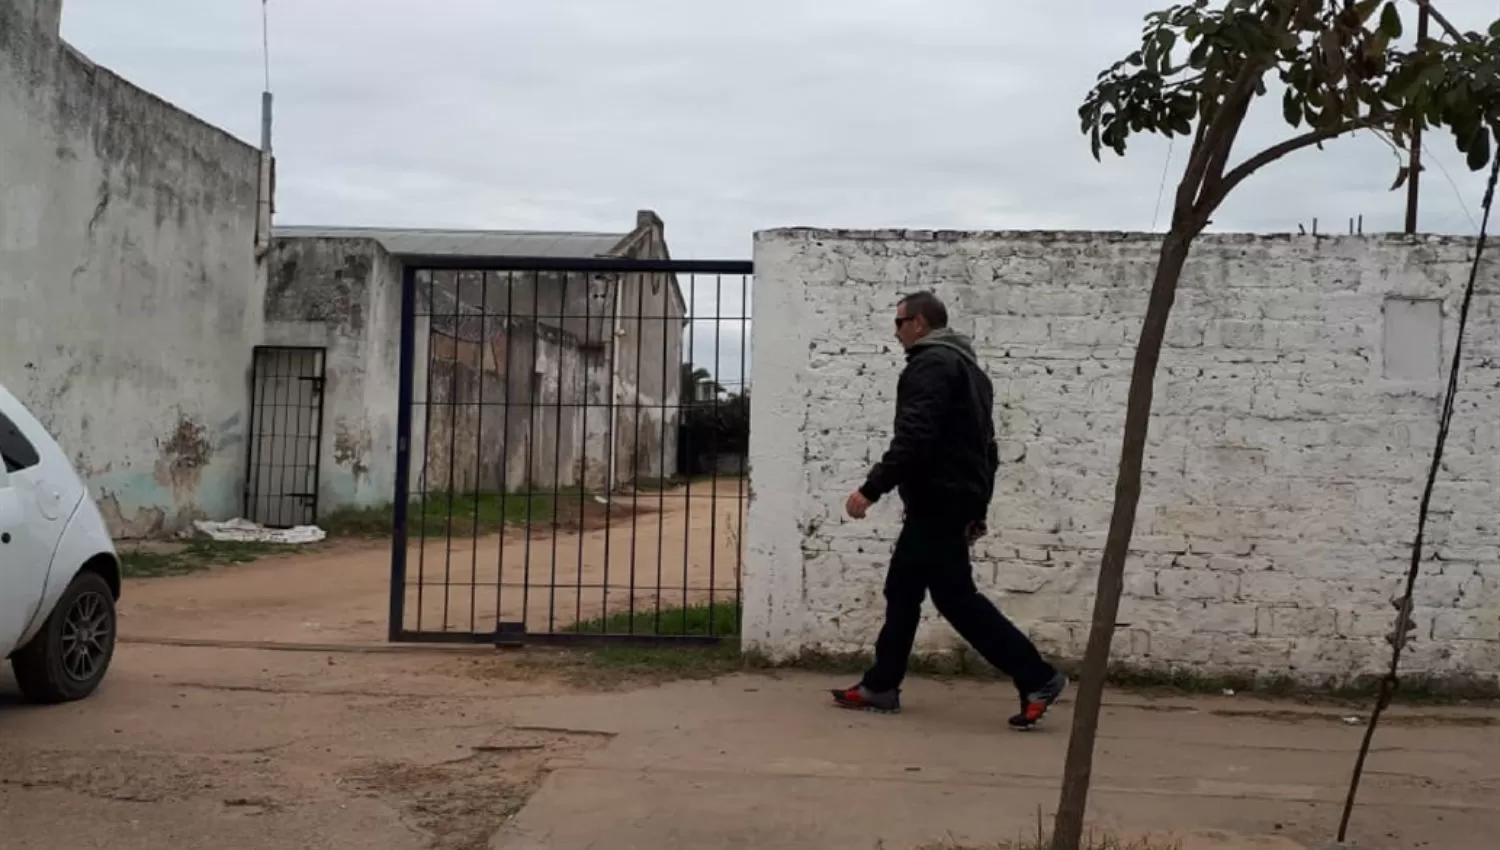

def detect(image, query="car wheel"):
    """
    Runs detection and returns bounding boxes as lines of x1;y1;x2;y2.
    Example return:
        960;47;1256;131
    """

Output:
10;570;117;704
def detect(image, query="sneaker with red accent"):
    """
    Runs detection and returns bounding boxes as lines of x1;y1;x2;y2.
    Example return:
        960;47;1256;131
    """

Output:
830;684;901;714
1008;672;1068;731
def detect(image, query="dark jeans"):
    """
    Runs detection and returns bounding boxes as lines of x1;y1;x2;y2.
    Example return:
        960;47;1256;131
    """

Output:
860;510;1056;696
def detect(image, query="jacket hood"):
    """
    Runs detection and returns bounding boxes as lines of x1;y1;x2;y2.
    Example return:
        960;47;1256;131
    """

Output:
909;327;979;366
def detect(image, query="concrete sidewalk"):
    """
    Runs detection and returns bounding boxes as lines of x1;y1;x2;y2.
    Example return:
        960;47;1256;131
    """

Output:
490;674;1499;850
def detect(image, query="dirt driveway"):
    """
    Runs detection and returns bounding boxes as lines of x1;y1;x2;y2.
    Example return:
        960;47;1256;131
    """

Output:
123;478;746;645
3;642;1497;850
13;478;1497;849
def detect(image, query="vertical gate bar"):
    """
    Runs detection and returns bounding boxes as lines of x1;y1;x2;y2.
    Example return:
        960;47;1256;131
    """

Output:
264;350;280;527
390;264;417;642
288;350;309;526
598;273;619;632
546;271;570;633
416;270;439;632
441;270;465;632
303;351;317;525
273;349;293;528
676;272;697;633
654;270;671;633
494;271;516;630
521;272;541;631
707;274;722;635
469;271;489;634
243;349;264;523
309;349;328;526
261;351;274;527
627;271;647;634
574;270;597;630
735;273;749;632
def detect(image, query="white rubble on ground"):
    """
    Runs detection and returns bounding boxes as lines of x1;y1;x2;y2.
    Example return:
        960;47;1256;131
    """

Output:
190;518;327;545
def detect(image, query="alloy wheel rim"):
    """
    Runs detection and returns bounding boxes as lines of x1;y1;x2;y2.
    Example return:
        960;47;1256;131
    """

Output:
61;591;111;682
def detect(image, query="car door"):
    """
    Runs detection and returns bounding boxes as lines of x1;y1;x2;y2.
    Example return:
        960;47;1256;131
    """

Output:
0;409;59;654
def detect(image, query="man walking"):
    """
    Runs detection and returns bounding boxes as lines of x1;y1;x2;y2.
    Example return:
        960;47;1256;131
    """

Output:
833;291;1068;730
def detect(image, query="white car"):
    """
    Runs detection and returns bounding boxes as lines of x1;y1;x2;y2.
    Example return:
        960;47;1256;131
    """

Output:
1;383;120;703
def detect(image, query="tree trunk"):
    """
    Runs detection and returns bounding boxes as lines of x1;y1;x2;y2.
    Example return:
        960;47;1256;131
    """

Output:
1049;230;1194;850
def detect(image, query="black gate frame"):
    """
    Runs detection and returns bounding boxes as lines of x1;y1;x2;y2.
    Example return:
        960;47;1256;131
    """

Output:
244;344;328;528
387;255;754;646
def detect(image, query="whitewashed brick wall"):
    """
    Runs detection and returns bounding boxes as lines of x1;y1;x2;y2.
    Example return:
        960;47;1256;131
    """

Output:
745;229;1500;684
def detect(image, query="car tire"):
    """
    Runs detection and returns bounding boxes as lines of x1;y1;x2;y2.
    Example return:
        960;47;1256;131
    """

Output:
10;570;117;704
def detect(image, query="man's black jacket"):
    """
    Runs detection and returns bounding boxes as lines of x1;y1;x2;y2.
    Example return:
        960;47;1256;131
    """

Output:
858;328;1000;521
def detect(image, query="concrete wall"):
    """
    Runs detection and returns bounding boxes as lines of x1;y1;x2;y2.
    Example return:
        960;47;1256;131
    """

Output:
612;216;685;487
747;229;1500;684
0;0;265;537
263;237;403;514
613;266;684;486
419;269;613;495
265;233;688;511
418;265;682;496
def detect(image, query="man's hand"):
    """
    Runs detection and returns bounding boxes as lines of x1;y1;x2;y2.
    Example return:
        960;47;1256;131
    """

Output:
845;490;872;520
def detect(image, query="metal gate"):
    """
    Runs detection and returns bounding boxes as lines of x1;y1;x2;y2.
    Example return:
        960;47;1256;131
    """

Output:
388;257;752;646
244;345;327;528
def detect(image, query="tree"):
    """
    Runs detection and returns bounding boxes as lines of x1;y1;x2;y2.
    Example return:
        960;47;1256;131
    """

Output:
1054;3;1500;848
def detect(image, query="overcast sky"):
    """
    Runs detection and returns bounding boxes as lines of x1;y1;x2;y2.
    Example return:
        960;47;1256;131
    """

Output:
60;0;1500;385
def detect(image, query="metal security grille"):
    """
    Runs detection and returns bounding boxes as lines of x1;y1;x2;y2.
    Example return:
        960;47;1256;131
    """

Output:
244;346;327;528
388;257;752;646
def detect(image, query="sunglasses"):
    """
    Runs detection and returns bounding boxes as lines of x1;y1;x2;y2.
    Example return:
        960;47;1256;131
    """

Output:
894;316;916;328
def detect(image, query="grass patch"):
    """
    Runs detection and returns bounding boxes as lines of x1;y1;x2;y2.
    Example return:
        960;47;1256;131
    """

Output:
630;474;740;492
577;642;745;680
502;602;747;686
520;624;1499;705
918;832;1180;850
915;809;1183;850
1093;662;1500;705
568;601;741;638
118;540;285;579
322;491;584;539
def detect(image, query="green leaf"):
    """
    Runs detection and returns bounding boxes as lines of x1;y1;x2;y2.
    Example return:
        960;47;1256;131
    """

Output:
1379;2;1402;39
1158;29;1178;72
1416;63;1447;93
1283;89;1303;127
1466;126;1491;171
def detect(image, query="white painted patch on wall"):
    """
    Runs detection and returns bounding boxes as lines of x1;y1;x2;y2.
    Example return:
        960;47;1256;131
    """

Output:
745;228;1500;684
1382;297;1443;382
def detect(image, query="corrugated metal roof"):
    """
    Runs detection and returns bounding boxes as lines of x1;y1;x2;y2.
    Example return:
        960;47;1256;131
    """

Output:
272;226;629;259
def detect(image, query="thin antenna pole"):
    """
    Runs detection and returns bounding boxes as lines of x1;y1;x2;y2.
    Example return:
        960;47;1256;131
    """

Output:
261;0;271;91
1405;4;1430;234
255;0;274;256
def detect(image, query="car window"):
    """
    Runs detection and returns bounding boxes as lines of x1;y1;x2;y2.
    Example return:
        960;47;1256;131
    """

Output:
0;411;41;473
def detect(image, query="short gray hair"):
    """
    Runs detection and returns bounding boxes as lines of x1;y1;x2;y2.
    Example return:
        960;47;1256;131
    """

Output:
897;291;948;328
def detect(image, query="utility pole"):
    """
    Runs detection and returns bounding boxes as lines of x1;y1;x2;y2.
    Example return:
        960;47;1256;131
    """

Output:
1405;4;1431;234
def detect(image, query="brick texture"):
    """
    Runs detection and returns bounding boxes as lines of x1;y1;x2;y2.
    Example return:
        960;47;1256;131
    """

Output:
745;229;1500;684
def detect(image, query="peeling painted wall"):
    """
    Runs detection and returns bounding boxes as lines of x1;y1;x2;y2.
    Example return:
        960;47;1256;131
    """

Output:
264;225;689;513
417;268;679;496
610;219;686;487
421;323;612;494
0;0;265;537
263;237;402;513
747;228;1500;683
